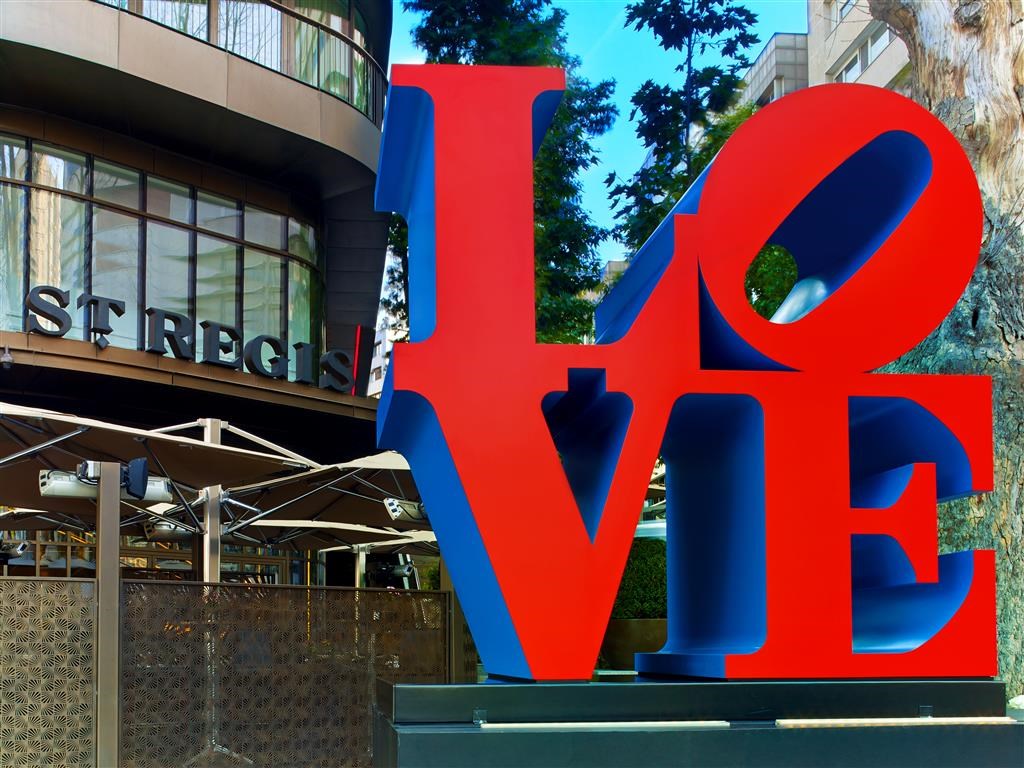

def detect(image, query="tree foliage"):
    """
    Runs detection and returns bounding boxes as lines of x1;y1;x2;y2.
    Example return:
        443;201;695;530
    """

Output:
386;0;617;343
607;0;759;253
380;217;409;337
745;245;797;319
610;538;667;620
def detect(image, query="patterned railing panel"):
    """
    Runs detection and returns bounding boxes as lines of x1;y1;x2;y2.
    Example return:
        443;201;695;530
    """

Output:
0;578;96;768
120;581;448;768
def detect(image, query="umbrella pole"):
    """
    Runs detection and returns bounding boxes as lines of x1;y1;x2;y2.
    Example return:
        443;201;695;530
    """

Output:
182;418;254;767
200;418;223;582
96;462;122;767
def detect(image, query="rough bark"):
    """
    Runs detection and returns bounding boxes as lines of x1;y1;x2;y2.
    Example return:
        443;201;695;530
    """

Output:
868;0;1024;697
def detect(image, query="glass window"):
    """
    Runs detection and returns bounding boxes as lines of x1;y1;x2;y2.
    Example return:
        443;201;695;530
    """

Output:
197;191;240;238
94;160;141;209
141;0;209;39
219;0;283;72
837;53;861;83
154;557;193;571
294;0;350;28
320;32;352;101
29;191;87;337
839;0;856;19
352;50;370;114
6;545;35;577
288;260;313;377
32;144;87;194
293;15;320;87
146;222;191;352
92;207;141;350
353;6;368;50
39;544;68;577
0;183;26;331
148;176;193;224
243;248;283;366
868;26;891;63
197;234;239;360
0;135;28;181
71;546;96;578
287;218;317;264
244;205;284;250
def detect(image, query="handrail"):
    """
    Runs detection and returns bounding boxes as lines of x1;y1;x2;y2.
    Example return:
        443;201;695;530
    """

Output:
260;0;386;81
94;0;387;128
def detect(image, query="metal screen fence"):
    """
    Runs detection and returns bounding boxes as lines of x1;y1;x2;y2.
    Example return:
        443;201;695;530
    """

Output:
0;578;96;768
119;581;448;768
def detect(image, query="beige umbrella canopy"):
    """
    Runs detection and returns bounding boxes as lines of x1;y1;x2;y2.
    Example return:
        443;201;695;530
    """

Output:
221;451;425;532
0;402;313;535
215;451;437;552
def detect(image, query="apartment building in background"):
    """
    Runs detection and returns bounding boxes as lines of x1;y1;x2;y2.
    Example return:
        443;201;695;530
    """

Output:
807;0;910;90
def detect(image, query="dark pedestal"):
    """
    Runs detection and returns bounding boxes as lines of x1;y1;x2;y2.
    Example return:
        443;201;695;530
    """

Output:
373;679;1024;768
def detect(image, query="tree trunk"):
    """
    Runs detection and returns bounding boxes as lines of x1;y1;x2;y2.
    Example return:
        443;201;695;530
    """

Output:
868;0;1024;696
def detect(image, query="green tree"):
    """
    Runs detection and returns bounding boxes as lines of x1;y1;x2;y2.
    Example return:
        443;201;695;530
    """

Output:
387;0;617;343
607;0;759;253
380;218;409;338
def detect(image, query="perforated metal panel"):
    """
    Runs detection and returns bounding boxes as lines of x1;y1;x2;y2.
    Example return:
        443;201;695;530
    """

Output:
120;581;448;768
0;578;96;768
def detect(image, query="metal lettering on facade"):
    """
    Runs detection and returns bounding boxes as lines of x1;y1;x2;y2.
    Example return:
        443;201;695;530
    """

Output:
374;65;996;681
24;285;356;392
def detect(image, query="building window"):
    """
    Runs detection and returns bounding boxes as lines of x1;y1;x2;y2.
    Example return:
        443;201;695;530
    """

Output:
868;26;892;64
839;0;856;21
836;52;862;83
372;367;382;381
29;190;87;337
0;130;323;370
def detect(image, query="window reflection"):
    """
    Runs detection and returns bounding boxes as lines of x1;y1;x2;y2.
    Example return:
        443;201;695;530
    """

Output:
0;183;26;332
197;192;240;238
287;218;317;265
288;261;313;377
244;205;284;250
92;208;141;349
95;161;142;209
243;248;283;366
29;191;86;338
220;0;282;72
146;222;191;353
141;0;209;38
0;135;29;181
148;177;193;224
0;135;321;372
197;234;239;360
32;144;87;194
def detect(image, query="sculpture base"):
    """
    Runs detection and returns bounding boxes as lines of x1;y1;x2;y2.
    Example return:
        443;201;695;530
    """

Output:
374;679;1023;767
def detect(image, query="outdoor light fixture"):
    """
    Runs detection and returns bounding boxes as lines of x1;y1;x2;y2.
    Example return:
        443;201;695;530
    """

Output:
39;468;174;502
0;345;13;370
0;541;29;564
383;497;426;522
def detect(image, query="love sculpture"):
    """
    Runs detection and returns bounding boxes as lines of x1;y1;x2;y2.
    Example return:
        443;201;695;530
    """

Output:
374;65;996;681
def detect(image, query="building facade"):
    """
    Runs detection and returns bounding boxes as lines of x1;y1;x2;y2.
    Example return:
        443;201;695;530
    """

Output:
739;32;809;107
0;0;394;582
807;0;909;90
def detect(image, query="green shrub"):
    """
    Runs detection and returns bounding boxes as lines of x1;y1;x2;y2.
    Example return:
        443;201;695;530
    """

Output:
610;538;667;620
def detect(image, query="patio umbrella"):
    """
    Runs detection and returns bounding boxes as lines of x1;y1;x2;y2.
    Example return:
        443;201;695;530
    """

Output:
0;402;314;534
220;451;425;536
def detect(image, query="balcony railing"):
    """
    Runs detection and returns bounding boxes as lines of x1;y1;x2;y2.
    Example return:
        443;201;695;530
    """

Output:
96;0;387;128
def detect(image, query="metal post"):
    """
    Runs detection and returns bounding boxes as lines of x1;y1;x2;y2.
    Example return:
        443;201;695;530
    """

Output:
354;545;367;588
201;419;222;583
438;558;467;683
207;0;220;45
96;461;121;767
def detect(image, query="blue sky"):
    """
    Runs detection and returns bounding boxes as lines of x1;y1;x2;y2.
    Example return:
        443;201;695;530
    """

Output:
389;0;808;263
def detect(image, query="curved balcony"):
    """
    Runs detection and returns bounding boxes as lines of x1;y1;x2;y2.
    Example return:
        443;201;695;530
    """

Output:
95;0;388;128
